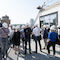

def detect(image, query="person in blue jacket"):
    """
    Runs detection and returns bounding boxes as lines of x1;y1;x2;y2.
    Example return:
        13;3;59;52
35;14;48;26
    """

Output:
46;25;58;58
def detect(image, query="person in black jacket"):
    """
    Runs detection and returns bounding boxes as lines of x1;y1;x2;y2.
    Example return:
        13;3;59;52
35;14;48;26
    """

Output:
43;26;48;49
12;26;20;55
24;24;32;54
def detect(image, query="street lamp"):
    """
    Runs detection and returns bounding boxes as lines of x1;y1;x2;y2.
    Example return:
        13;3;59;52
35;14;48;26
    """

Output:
37;6;42;10
35;2;46;27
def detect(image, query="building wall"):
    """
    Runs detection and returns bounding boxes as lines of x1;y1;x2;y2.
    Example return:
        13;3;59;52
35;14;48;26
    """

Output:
58;9;60;25
40;5;60;17
35;2;60;26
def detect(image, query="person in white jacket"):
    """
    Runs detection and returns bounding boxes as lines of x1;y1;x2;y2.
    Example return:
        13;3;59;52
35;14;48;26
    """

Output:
32;25;42;53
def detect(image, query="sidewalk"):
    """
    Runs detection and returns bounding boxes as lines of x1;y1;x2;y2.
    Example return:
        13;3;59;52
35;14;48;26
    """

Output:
7;39;60;60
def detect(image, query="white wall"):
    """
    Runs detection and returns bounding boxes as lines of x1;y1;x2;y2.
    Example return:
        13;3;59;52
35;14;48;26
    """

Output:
35;5;60;26
58;8;60;25
40;5;60;16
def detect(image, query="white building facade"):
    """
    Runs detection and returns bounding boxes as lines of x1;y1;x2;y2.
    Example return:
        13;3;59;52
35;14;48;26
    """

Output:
35;1;60;27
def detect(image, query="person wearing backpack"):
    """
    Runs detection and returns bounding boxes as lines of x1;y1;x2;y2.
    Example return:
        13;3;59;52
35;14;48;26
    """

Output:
24;24;32;54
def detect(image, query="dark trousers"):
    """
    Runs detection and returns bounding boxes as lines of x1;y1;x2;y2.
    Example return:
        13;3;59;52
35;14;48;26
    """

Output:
47;41;55;55
25;38;31;53
34;36;42;53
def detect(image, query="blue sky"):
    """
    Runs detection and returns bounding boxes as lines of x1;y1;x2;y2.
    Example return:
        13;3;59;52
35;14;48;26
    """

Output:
0;0;60;24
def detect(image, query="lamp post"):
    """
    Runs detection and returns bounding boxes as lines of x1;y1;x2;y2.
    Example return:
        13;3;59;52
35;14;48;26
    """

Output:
35;2;46;28
34;6;42;25
37;6;43;28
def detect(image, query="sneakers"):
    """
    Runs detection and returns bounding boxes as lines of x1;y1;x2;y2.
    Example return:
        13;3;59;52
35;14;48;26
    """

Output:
18;52;20;56
43;47;45;49
40;50;42;52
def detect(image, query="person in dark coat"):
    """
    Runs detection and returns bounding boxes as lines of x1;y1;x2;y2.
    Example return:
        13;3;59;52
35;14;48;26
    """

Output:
24;24;32;54
12;26;20;55
43;25;48;49
20;25;25;50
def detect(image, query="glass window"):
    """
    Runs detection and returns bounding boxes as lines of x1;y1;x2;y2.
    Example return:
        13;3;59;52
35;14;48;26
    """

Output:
40;12;58;27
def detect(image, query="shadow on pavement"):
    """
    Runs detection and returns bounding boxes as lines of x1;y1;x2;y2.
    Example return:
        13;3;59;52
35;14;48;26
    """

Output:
8;56;14;60
18;51;60;60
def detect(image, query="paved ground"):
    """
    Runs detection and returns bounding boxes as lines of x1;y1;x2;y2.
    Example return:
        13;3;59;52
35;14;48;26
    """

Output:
2;39;60;60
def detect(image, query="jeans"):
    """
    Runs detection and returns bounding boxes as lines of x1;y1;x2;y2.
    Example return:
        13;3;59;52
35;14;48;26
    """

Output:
25;38;31;53
1;38;8;57
34;36;42;52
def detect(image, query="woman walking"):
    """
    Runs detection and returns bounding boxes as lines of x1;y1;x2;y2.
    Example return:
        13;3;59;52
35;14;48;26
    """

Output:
12;25;20;55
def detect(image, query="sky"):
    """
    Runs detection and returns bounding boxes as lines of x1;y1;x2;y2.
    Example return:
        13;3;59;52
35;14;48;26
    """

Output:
0;0;60;24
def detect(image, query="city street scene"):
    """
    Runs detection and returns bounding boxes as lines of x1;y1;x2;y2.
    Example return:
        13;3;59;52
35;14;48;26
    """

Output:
0;0;60;60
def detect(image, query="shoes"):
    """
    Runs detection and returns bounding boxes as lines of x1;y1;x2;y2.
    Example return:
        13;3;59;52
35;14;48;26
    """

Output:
45;54;50;58
18;52;20;56
18;52;20;54
40;50;42;52
43;47;45;49
18;52;20;55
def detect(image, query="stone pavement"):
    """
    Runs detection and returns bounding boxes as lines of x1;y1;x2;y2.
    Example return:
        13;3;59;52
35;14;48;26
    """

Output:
6;40;60;60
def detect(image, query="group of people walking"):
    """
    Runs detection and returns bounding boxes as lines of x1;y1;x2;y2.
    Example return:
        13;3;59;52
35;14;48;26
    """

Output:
0;22;60;60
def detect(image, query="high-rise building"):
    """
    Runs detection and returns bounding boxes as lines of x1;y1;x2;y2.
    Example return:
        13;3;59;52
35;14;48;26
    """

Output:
30;19;34;27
